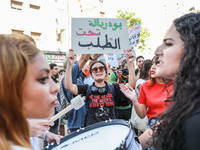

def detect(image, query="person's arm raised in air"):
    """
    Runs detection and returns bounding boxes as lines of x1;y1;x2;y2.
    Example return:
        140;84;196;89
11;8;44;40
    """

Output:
119;84;147;119
78;53;91;71
65;49;78;95
88;54;99;67
125;49;136;89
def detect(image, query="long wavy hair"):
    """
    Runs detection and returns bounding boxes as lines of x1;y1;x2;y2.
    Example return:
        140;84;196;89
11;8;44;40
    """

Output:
150;13;200;150
0;34;40;149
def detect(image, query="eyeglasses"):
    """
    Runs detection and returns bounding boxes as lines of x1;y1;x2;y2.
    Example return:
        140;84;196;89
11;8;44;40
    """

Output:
91;66;105;73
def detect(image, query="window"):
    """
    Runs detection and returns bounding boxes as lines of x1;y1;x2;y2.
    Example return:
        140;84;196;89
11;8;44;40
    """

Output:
57;33;61;42
11;0;23;10
30;4;40;10
100;11;105;17
99;0;103;3
31;32;41;42
12;29;24;34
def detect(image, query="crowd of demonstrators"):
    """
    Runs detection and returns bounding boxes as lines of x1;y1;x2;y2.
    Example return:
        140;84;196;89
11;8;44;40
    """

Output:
135;59;152;97
108;60;133;121
135;55;145;80
0;34;62;150
2;12;200;150
65;49;135;127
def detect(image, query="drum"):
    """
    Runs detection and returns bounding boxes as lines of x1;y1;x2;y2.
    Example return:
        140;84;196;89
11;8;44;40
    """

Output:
44;119;141;150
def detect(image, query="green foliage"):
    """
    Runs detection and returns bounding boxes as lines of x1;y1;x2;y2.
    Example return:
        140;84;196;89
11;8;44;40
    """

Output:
117;10;151;52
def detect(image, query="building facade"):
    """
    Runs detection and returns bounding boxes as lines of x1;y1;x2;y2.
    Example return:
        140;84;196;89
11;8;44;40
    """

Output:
0;0;107;66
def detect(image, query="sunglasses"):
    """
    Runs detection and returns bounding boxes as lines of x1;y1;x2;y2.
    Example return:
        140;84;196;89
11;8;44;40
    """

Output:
91;66;105;73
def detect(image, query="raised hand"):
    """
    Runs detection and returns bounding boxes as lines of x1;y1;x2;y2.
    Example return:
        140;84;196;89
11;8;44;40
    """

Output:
67;49;76;66
119;84;137;102
126;49;135;64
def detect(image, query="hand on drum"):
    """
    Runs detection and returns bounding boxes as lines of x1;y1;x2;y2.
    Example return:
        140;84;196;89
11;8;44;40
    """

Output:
28;119;54;138
119;84;137;102
46;132;63;145
28;119;63;145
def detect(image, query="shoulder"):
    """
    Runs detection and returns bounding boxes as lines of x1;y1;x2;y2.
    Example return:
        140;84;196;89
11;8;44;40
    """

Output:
185;107;200;124
77;84;89;96
112;83;119;89
140;80;149;87
110;72;116;77
136;79;146;87
184;107;200;149
77;84;89;89
11;145;32;150
72;62;79;70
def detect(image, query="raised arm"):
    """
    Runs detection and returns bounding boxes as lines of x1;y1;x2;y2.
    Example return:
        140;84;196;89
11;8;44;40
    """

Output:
88;54;99;67
65;49;78;95
78;54;90;71
126;49;136;89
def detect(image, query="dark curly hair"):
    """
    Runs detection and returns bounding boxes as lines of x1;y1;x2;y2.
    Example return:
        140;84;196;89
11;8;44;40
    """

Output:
150;13;200;150
139;59;151;80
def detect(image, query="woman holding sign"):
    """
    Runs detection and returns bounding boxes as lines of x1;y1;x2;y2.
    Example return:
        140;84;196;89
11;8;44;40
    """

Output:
65;49;136;127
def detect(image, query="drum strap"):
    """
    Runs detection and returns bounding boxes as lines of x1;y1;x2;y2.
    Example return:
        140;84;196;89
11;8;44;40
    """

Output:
85;84;117;126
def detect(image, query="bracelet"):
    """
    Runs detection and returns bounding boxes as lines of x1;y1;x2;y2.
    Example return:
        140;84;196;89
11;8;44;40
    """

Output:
43;131;49;141
89;54;102;61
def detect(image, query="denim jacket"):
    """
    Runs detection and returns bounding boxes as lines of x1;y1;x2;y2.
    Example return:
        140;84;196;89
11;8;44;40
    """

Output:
62;62;86;130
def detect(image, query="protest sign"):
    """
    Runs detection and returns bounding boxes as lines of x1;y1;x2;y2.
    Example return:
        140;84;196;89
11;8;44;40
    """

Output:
98;47;136;67
72;18;130;54
129;25;140;47
104;54;118;67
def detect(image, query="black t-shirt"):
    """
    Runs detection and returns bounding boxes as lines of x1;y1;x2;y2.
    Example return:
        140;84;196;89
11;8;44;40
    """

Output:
77;83;123;126
183;105;200;149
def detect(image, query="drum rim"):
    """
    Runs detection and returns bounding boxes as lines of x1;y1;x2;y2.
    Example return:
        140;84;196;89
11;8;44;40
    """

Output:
43;119;133;150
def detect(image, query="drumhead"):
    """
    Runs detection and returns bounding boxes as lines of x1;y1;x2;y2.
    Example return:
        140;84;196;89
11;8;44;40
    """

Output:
44;119;134;150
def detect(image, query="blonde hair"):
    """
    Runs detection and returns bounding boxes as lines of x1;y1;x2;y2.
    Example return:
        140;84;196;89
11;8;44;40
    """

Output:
0;34;40;149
